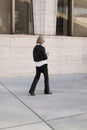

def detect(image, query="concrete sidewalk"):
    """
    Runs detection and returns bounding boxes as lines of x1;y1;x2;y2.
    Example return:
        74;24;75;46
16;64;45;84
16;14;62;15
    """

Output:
0;73;87;130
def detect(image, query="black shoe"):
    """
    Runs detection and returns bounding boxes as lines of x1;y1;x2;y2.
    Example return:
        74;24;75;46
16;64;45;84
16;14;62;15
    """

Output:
29;90;35;96
44;92;52;94
30;93;35;96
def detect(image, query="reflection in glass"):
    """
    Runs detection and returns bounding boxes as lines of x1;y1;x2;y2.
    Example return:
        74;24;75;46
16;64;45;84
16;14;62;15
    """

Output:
0;0;34;34
15;0;34;34
0;0;12;34
56;0;68;35
73;0;87;36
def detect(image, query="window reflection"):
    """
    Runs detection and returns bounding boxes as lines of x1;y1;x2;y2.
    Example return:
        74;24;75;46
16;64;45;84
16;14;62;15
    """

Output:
56;0;68;35
15;0;34;34
0;0;34;34
73;0;87;36
0;0;12;34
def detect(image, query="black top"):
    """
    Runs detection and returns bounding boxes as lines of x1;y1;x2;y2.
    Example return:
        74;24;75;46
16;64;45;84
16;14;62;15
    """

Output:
33;45;48;62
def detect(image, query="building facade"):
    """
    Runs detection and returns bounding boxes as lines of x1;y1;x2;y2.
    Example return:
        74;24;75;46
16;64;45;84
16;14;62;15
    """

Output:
0;0;87;77
0;0;87;36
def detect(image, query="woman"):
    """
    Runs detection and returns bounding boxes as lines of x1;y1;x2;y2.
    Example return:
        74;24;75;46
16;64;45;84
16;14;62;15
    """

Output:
29;35;52;96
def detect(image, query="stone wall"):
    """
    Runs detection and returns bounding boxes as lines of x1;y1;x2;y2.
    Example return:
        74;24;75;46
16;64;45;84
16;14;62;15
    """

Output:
0;35;87;77
33;0;57;35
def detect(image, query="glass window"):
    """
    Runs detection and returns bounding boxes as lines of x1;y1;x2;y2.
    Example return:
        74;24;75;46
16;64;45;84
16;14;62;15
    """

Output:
0;0;34;34
15;0;34;34
0;0;12;34
56;0;68;35
73;0;87;36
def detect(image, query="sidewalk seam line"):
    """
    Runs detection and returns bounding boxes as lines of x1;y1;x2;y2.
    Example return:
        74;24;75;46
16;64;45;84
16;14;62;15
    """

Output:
0;82;54;130
46;112;87;122
0;121;43;130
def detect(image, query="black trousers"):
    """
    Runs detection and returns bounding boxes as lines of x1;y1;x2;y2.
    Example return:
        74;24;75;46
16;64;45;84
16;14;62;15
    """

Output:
29;64;50;94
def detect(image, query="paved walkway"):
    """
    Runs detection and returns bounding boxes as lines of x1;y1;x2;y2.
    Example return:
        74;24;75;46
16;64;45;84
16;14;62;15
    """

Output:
0;73;87;130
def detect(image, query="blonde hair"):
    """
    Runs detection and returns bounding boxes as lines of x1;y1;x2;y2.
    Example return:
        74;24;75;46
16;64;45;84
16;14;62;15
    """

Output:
36;35;45;45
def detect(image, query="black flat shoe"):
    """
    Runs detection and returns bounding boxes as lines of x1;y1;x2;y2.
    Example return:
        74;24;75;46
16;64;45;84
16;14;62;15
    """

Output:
30;93;35;96
44;92;52;94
